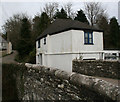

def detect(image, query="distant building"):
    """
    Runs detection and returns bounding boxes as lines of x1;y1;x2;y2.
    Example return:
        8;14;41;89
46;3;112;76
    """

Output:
118;1;120;25
0;36;7;50
0;35;12;55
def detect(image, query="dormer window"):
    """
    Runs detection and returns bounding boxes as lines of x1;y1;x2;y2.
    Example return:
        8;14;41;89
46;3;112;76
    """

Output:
38;40;40;48
84;31;93;44
44;38;46;45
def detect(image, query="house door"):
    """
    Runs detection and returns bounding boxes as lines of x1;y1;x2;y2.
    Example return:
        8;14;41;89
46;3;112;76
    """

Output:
38;54;42;65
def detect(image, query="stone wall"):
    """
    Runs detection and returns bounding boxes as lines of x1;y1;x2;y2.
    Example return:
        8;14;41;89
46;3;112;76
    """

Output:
73;60;120;79
17;63;120;101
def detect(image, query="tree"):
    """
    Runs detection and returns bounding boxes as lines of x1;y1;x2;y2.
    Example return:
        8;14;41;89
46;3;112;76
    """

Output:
84;2;105;26
109;17;119;49
39;12;51;34
74;9;89;24
63;2;75;19
42;2;59;21
97;15;110;49
16;17;33;59
2;13;27;49
32;16;41;41
119;25;120;49
32;12;50;45
29;12;50;63
54;8;68;19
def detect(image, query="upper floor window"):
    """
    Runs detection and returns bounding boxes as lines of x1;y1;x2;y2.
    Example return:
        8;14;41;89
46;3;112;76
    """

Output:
38;40;40;48
44;38;46;45
84;32;93;44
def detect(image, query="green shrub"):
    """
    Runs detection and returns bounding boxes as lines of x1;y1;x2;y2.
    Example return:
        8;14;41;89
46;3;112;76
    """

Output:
27;48;36;64
15;48;36;64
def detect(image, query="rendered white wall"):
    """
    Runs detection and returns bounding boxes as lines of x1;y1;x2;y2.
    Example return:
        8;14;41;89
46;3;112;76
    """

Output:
72;30;103;52
44;54;73;73
48;30;72;53
72;53;102;60
37;30;103;55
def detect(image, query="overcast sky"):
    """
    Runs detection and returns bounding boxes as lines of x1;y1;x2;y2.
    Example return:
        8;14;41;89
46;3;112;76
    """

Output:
0;0;120;31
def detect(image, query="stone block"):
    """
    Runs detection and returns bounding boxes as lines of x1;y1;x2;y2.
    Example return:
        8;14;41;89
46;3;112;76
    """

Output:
55;70;70;80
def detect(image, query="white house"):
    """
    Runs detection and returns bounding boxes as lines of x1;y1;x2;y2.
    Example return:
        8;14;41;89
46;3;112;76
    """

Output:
36;19;104;73
0;35;12;55
0;36;7;50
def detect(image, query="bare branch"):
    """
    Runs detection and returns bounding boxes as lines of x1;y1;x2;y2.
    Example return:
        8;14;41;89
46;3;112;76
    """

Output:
63;2;75;19
43;2;59;20
84;2;106;26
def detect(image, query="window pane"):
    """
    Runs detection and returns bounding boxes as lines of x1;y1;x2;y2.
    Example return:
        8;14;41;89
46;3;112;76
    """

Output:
85;38;88;43
89;33;92;38
89;38;92;43
112;53;116;56
85;33;88;38
38;40;40;48
44;38;46;45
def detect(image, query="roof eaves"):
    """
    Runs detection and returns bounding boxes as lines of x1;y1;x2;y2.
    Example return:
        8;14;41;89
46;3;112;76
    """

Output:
36;27;103;41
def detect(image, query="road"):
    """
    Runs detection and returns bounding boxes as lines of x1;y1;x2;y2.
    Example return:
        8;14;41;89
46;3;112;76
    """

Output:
1;50;17;64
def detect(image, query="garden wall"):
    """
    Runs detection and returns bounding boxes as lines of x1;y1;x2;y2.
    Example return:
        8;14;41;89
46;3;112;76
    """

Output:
22;63;120;101
72;60;120;79
2;63;120;101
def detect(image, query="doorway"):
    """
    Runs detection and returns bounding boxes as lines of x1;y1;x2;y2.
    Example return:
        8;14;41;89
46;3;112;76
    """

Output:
38;54;42;65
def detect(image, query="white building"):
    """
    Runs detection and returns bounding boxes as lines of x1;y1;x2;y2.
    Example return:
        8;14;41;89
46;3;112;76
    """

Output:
0;36;7;50
36;19;104;73
0;35;12;55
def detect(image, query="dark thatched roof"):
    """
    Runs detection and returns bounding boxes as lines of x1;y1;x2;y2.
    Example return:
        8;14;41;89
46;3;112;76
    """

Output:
37;19;103;40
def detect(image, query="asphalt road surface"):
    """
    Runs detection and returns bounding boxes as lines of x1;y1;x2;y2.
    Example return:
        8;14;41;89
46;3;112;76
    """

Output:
1;50;17;64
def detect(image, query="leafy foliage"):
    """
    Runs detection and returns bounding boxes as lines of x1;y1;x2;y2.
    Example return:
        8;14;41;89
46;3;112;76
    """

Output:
54;8;68;19
39;12;51;34
97;16;110;49
74;9;89;24
32;13;50;45
28;48;36;64
2;14;27;49
109;17;120;49
16;17;33;59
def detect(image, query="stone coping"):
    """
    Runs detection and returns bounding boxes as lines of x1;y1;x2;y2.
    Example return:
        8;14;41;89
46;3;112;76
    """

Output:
25;63;120;101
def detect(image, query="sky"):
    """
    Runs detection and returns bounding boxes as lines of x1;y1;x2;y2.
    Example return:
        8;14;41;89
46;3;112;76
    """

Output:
0;0;120;32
